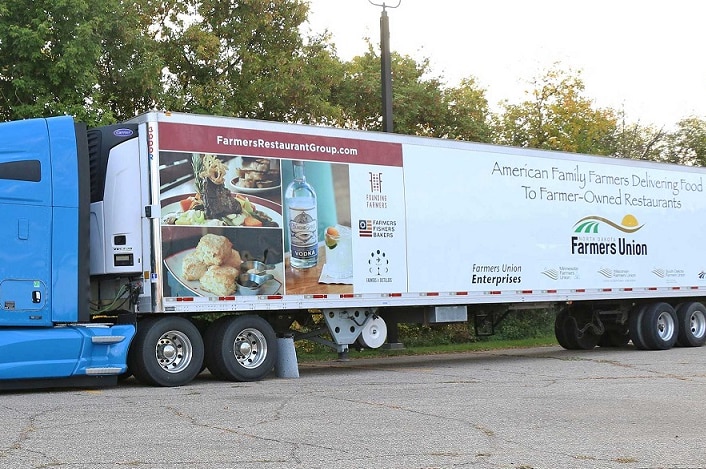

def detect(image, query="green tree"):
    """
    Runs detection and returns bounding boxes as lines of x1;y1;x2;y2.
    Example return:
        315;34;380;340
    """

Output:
0;0;108;123
0;0;184;125
438;77;493;142
662;117;706;166
159;0;342;123
0;0;342;125
330;46;384;131
494;66;618;155
332;44;491;140
610;115;706;165
94;0;182;122
610;113;666;161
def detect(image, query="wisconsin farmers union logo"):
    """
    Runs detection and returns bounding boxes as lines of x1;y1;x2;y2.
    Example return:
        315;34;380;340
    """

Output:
571;214;647;256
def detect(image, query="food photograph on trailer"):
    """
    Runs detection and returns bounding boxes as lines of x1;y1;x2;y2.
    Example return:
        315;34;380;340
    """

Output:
159;150;284;298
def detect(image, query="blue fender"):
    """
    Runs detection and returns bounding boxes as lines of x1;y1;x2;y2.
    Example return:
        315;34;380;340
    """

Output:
0;324;136;380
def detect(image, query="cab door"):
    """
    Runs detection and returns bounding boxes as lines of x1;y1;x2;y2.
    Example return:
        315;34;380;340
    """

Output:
0;118;53;326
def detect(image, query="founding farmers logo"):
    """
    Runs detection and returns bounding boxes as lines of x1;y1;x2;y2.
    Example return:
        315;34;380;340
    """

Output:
571;214;647;256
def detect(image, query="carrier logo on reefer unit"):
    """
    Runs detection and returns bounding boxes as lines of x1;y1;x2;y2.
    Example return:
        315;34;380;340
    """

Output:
113;128;134;137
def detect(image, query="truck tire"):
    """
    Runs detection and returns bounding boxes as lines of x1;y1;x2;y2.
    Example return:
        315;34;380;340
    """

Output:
675;302;706;347
555;308;578;349
641;302;678;350
203;316;231;380
629;305;649;350
204;315;277;382
554;308;599;350
128;316;205;387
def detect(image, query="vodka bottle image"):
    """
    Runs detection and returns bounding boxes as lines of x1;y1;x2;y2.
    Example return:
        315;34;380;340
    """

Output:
285;160;318;268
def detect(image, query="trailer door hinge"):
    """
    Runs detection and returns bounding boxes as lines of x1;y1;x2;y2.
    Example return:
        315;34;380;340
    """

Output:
145;205;160;218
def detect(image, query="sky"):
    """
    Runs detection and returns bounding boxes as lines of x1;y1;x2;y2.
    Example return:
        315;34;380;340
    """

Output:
304;0;706;129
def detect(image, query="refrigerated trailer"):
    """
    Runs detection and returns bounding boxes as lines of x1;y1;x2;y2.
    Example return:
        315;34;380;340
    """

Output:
1;111;705;388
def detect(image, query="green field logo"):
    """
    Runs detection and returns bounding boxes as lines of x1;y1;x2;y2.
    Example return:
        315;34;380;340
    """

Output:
573;215;643;234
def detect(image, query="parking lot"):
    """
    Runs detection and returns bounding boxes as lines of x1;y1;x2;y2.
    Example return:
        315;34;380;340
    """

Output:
1;345;705;468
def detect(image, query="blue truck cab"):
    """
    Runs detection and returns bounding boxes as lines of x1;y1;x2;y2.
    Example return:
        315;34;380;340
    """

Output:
0;116;135;388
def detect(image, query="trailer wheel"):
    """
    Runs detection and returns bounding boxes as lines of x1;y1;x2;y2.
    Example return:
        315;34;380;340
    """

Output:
204;315;277;382
641;302;678;350
554;308;599;350
203;316;231;380
555;309;578;349
675;302;706;347
629;305;649;350
128;316;205;387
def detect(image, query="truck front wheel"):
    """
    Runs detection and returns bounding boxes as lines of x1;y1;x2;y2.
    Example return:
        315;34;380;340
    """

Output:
204;315;277;382
128;316;205;387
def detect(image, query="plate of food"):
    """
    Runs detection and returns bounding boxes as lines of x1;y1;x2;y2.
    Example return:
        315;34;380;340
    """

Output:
163;233;284;297
226;156;281;194
161;192;281;227
161;154;282;227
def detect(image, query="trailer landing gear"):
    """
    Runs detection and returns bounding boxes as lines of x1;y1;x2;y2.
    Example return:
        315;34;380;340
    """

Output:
293;309;388;356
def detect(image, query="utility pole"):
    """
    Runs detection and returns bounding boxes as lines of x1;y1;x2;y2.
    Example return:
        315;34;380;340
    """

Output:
369;1;400;133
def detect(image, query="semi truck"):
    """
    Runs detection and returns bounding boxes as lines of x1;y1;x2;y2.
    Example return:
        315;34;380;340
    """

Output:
2;111;706;389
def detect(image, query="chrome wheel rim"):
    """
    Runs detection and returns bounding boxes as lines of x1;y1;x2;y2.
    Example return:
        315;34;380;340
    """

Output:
233;327;267;369
156;330;193;373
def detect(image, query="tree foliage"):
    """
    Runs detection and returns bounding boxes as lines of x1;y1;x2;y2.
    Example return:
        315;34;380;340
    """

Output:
0;0;704;167
663;117;706;166
331;44;491;141
0;0;341;125
439;77;493;143
494;66;618;155
331;45;446;133
0;0;107;123
493;67;706;166
610;114;666;161
159;0;342;123
94;0;177;122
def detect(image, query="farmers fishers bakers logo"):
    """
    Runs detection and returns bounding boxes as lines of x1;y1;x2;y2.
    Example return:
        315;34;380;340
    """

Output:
571;214;648;256
359;219;396;238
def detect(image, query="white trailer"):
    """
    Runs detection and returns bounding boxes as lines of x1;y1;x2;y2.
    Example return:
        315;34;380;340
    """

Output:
7;111;703;388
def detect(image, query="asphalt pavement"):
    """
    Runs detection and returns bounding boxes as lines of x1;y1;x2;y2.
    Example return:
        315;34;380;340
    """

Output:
1;345;705;469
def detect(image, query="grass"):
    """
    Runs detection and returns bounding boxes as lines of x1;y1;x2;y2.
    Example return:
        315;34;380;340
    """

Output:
296;335;558;363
